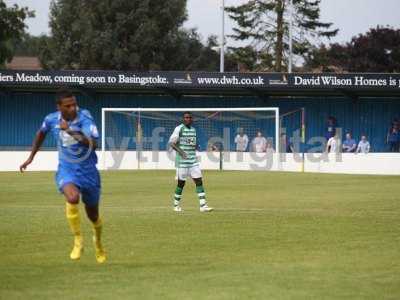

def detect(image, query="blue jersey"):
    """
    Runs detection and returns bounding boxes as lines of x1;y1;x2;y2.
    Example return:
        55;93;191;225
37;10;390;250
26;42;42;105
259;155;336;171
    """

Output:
40;108;99;171
40;109;101;206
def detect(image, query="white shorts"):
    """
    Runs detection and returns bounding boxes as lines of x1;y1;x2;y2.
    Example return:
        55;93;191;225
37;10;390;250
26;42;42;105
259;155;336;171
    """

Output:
176;165;202;181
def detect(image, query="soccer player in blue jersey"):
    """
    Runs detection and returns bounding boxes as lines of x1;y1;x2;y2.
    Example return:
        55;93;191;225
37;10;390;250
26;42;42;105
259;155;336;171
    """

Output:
20;89;106;263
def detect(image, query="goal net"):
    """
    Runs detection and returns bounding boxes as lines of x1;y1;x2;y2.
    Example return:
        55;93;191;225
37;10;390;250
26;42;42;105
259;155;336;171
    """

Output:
101;108;279;170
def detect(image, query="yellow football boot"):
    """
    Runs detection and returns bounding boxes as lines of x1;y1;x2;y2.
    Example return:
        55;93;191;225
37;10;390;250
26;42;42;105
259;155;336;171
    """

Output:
70;236;83;260
93;236;106;263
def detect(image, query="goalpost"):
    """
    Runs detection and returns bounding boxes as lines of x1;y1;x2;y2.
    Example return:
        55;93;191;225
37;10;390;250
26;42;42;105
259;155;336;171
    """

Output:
101;107;280;170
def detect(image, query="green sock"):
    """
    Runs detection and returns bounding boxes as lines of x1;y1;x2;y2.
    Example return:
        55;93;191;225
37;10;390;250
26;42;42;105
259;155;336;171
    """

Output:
196;186;206;207
174;187;183;207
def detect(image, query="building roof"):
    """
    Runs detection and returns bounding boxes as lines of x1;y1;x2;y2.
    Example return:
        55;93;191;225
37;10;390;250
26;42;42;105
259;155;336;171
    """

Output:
6;56;42;70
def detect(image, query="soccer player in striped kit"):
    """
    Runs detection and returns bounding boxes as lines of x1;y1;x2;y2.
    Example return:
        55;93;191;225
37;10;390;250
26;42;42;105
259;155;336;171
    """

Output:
169;112;213;212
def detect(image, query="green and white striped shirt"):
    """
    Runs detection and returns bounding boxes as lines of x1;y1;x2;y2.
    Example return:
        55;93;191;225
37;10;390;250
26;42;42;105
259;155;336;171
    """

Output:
169;124;199;168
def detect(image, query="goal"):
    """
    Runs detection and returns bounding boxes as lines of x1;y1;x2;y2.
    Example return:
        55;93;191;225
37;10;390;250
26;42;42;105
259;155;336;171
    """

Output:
101;107;280;170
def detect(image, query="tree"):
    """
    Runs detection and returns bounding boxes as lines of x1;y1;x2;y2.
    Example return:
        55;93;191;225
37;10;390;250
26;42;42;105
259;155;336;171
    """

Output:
45;0;199;70
44;0;235;71
303;43;349;72
12;33;50;56
11;33;54;70
172;34;238;72
347;27;400;72
0;1;34;67
304;27;400;73
156;30;219;71
226;0;338;72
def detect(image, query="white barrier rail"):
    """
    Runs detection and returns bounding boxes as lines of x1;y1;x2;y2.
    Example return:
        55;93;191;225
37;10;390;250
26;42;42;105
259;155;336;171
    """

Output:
2;151;400;175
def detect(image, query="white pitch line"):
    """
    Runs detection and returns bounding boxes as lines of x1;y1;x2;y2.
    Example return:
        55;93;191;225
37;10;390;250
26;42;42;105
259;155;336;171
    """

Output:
2;205;396;217
2;204;269;211
0;205;297;213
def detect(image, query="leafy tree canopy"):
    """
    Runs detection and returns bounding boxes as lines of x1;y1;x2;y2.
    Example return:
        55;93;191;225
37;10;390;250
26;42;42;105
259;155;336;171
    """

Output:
0;1;34;67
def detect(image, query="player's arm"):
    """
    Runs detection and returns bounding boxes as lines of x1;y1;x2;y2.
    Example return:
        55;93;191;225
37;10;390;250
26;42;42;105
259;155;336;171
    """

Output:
65;129;97;148
170;142;188;159
366;142;371;153
168;126;188;159
20;130;47;172
355;142;361;153
61;119;97;149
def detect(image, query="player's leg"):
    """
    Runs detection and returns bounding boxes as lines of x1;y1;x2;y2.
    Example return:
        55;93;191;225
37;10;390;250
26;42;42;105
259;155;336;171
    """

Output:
63;183;84;260
84;204;105;263
81;183;106;263
191;166;213;212
174;180;185;212
173;168;187;212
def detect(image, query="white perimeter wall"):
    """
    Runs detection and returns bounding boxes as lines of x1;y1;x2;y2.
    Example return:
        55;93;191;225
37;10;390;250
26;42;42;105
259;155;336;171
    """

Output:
2;151;400;175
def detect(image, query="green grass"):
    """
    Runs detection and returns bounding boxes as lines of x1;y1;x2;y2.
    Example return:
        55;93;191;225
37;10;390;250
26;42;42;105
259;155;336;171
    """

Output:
0;170;399;299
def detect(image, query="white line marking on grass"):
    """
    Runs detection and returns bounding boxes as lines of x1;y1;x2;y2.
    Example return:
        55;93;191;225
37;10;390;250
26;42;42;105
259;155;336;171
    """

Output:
2;205;273;213
5;205;388;217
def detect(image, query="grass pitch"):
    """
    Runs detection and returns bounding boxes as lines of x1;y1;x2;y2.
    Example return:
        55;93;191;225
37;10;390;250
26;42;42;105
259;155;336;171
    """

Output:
0;170;399;299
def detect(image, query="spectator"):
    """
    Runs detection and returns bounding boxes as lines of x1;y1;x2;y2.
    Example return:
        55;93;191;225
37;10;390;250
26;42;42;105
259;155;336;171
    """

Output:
326;133;340;153
387;124;400;152
234;128;249;152
342;133;357;153
266;139;275;153
252;131;267;153
356;135;371;153
325;116;338;140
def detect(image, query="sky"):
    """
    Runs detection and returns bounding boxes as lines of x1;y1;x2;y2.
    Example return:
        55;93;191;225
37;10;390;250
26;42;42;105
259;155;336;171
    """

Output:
6;0;400;46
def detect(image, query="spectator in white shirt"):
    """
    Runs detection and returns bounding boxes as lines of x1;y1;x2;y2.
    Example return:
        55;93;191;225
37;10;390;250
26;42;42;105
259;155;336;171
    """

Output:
326;133;340;153
234;128;249;152
265;139;275;153
356;135;371;153
252;131;267;152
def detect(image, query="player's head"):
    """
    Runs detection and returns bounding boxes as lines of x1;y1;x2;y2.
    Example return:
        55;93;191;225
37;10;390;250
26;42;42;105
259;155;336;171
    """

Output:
183;111;193;126
56;88;77;120
256;131;262;137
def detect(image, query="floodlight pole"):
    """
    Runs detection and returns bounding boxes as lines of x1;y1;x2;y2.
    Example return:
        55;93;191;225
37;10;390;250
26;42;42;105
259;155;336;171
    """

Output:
220;0;225;73
288;0;293;73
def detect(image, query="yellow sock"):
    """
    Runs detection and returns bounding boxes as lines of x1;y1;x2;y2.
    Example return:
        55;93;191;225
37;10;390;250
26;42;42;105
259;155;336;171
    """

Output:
66;202;83;260
66;202;81;238
92;217;103;243
92;217;106;263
